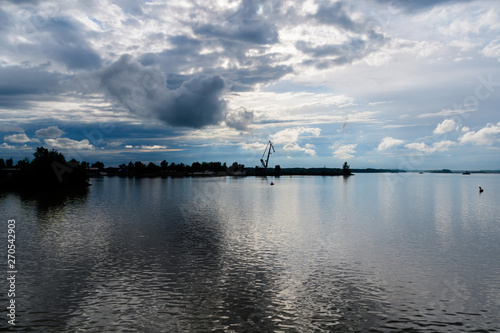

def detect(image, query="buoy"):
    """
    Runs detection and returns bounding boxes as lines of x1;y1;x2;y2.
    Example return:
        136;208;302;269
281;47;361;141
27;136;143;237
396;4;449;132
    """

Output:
270;182;274;186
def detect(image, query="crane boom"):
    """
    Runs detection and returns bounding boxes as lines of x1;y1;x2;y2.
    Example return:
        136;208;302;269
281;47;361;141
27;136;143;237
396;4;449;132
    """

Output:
260;141;274;169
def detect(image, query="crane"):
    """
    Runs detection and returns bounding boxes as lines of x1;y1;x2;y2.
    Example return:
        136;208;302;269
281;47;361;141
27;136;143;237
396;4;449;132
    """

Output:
260;141;275;170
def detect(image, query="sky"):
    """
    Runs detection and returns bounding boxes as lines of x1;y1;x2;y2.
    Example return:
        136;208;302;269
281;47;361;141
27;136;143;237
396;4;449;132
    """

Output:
1;0;499;170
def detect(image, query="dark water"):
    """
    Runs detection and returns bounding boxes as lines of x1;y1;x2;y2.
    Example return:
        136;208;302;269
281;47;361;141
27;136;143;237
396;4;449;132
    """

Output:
1;173;500;332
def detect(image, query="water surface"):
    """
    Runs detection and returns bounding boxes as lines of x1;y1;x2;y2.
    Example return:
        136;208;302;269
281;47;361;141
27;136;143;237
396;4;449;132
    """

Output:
1;173;499;332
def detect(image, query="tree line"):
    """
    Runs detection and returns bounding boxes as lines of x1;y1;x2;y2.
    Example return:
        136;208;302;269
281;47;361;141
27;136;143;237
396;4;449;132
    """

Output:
113;160;245;174
0;147;88;189
1;146;350;190
0;147;248;189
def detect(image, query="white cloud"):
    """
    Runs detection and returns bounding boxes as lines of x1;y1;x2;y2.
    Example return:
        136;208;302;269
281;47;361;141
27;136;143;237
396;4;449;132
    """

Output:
107;141;124;147
240;142;268;151
0;143;15;149
283;142;316;156
140;145;168;150
368;101;390;106
433;140;456;151
418;109;477;118
461;126;470;133
270;126;321;156
4;133;40;144
331;143;357;160
45;138;95;150
405;140;456;153
122;144;181;152
405;142;430;152
482;39;500;60
35;126;64;138
382;124;420;129
271;126;321;145
377;137;404;151
459;122;500;145
433;119;457;134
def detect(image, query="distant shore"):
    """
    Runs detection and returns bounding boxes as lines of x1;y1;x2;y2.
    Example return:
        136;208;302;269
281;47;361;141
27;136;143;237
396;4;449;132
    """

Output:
85;167;500;179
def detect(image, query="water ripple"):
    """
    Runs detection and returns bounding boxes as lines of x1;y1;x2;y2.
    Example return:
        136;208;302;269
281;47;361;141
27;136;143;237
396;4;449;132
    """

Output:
1;175;499;331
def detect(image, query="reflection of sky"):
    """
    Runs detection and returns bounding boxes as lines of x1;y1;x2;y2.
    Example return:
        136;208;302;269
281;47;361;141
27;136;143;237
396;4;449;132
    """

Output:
1;1;500;169
1;174;499;330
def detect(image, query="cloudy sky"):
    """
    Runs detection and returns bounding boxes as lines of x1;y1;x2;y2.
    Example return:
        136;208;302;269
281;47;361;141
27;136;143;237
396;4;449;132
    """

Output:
1;0;499;169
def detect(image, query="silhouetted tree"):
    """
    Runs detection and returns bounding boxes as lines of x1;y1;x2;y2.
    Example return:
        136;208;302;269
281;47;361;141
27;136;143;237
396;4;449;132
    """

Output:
255;165;265;176
0;158;5;169
229;162;239;172
92;161;105;170
68;158;79;168
6;158;13;168
135;161;146;174
274;165;281;175
342;162;351;176
191;162;201;172
146;162;159;173
23;147;88;188
33;147;65;163
16;157;30;169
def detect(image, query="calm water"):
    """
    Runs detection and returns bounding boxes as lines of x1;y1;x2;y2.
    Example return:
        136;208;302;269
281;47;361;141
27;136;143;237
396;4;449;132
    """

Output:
1;173;500;332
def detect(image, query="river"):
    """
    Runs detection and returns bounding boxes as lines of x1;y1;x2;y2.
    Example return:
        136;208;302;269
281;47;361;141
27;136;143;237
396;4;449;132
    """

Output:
1;173;499;331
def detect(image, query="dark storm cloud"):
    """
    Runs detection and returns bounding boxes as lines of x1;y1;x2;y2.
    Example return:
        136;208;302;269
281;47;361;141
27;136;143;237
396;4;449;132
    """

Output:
138;34;293;92
225;107;254;131
194;21;278;45
134;1;292;92
193;0;279;45
296;32;386;69
167;35;203;55
290;1;391;70
0;65;62;108
137;35;209;79
16;18;102;70
296;2;389;71
0;8;10;31
227;64;294;91
159;75;227;128
296;38;366;58
312;1;359;31
112;0;144;16
98;55;227;128
42;19;102;70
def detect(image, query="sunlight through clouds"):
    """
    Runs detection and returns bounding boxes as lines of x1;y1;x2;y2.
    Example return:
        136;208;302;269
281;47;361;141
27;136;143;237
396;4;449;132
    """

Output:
0;0;499;168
